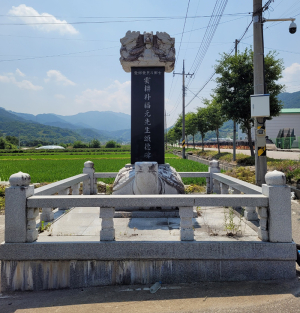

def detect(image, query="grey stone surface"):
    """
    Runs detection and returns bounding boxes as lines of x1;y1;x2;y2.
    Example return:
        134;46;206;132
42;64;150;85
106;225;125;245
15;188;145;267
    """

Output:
213;173;262;194
94;172;118;178
262;182;292;243
27;194;269;209
71;183;80;195
5;184;34;243
112;163;185;195
40;208;54;222
57;188;69;210
100;229;115;241
213;180;221;194
34;174;88;195
120;31;175;73
180;228;194;241
244;207;258;221
221;183;229;194
83;161;97;195
9;171;31;186
265;170;286;186
209;160;220;192
0;241;295;261
0;258;295;291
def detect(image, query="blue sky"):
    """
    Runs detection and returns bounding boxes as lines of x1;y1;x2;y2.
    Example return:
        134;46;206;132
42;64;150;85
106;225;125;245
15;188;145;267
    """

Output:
1;0;300;127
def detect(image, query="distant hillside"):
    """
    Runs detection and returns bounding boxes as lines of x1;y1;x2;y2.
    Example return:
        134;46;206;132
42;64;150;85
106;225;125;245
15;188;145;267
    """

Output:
278;91;300;108
0;108;85;145
2;108;131;144
59;111;130;131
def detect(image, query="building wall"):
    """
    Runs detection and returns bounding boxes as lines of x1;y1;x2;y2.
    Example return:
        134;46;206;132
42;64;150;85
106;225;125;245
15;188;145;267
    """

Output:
266;113;300;139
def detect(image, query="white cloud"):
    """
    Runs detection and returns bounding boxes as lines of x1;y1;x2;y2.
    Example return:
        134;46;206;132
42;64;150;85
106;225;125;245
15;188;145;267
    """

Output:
75;80;131;114
54;94;66;99
45;70;75;86
16;68;25;77
8;4;78;35
280;63;300;92
0;74;43;90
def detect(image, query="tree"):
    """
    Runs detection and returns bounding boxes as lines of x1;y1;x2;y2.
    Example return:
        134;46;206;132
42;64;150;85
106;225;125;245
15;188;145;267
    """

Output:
185;112;198;148
105;140;120;148
73;141;88;148
214;48;284;156
204;98;226;154
196;107;210;151
90;139;101;148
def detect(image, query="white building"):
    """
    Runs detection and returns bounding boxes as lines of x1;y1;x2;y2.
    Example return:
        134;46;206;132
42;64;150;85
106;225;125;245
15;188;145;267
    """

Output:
265;108;300;140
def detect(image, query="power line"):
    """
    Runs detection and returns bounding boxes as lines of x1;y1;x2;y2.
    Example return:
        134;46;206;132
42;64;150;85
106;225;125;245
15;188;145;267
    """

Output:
186;0;228;87
167;0;191;101
185;19;253;108
0;46;118;62
0;13;252;19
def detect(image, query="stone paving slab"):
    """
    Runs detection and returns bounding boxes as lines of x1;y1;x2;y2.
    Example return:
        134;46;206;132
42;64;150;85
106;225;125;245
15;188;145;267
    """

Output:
38;207;259;242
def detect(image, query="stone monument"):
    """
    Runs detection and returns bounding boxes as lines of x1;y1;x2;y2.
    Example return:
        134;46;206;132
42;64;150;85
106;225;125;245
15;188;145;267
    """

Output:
113;31;184;195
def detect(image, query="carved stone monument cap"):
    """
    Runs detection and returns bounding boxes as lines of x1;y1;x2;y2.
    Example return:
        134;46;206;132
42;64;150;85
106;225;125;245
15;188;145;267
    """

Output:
9;171;31;186
120;31;175;73
84;161;94;168
265;170;286;186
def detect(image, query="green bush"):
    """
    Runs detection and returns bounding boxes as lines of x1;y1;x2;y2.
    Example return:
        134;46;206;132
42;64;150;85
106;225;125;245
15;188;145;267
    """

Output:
73;141;89;148
105;140;120;148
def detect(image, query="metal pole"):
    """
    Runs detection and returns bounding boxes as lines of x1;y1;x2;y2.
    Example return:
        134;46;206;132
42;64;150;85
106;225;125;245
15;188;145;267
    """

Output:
233;39;238;161
253;0;267;186
182;60;186;159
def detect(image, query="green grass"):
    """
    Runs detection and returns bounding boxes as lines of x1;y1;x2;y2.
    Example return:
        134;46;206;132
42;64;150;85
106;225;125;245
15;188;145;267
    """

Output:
0;152;207;185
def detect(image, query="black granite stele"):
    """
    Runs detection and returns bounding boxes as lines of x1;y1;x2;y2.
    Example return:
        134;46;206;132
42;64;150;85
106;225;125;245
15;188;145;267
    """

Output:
131;66;165;164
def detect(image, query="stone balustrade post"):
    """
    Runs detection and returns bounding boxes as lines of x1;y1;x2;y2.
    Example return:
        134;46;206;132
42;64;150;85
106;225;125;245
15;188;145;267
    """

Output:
27;207;39;242
221;183;229;194
232;188;242;210
83;161;97;195
244;206;258;221
5;172;34;243
206;177;210;194
71;183;80;195
209;160;220;194
257;207;268;241
40;208;54;222
100;207;115;241
262;170;292;243
57;188;70;210
179;207;194;241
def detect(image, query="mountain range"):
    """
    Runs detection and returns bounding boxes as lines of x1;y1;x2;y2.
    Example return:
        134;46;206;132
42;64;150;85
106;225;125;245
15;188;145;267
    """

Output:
0;90;299;146
0;108;131;145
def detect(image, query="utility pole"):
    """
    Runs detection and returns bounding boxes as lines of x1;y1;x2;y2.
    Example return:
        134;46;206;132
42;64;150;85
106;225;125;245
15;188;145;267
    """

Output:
253;0;267;186
173;60;193;159
233;39;238;162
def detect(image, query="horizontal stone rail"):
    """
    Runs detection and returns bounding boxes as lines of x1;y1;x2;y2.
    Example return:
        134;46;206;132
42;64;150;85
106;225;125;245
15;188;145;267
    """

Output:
34;174;89;196
212;173;262;194
94;172;210;178
178;172;210;178
27;194;269;208
94;173;118;178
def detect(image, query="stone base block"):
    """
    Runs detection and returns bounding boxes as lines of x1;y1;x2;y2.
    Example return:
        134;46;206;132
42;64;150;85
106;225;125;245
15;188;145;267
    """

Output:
26;230;38;242
40;212;54;222
1;259;296;291
100;229;115;241
180;228;194;241
244;210;258;221
258;228;269;242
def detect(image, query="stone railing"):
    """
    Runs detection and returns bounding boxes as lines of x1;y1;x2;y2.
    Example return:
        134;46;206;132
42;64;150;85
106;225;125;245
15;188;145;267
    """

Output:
4;160;292;244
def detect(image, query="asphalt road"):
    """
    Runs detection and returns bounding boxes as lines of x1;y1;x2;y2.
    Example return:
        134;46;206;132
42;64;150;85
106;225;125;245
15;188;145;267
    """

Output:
195;147;300;160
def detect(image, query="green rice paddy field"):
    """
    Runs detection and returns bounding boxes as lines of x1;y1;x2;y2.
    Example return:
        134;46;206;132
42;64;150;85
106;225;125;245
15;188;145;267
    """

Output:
0;152;208;185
